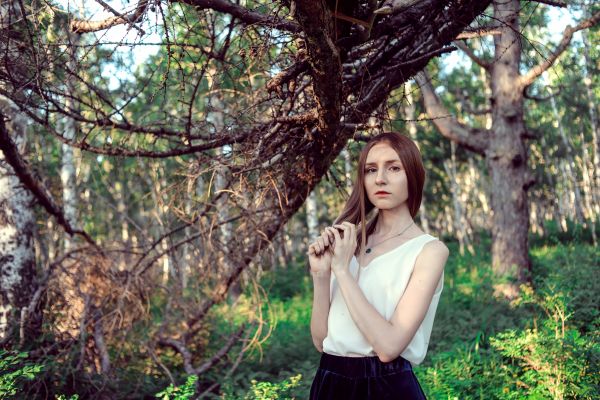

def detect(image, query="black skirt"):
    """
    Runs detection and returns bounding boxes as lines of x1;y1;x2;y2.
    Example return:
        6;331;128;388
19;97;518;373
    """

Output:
310;352;427;399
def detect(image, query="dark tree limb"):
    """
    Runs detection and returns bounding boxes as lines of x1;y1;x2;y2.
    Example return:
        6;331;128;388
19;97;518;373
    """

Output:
293;0;342;137
528;0;567;7
177;0;301;33
0;109;99;248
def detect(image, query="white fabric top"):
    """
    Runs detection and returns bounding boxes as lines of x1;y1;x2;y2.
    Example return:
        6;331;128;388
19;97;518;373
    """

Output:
322;233;443;366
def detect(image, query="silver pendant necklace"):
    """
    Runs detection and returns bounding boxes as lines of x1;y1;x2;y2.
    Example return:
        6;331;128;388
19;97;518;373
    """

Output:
365;221;414;254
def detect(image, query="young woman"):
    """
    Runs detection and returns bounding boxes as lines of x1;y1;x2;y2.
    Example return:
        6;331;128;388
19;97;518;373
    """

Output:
307;132;449;399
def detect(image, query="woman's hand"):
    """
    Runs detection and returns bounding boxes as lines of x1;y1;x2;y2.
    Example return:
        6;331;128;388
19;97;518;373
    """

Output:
330;222;358;276
307;226;339;278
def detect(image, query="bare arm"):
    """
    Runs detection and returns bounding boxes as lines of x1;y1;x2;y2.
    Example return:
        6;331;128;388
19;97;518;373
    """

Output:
307;226;337;352
333;240;449;362
310;271;331;352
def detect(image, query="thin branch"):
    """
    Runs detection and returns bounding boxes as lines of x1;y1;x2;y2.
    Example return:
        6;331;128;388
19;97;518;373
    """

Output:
157;324;245;375
93;0;146;34
454;41;491;69
520;10;600;88
528;0;567;7
455;26;502;40
70;0;149;33
178;0;301;33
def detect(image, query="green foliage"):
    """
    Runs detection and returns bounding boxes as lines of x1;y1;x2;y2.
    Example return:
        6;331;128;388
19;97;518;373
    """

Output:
417;240;598;399
0;350;43;399
155;375;198;400
10;238;596;399
529;219;600;248
220;374;302;400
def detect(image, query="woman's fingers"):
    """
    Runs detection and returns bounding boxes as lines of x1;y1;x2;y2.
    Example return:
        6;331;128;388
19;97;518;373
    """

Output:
317;237;325;253
321;229;332;246
325;227;335;243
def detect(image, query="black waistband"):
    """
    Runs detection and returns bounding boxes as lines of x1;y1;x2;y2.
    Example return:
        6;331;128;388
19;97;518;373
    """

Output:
319;352;413;378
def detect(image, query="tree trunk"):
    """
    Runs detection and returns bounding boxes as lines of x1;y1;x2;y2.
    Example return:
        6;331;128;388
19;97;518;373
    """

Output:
487;0;532;290
0;99;37;342
581;25;599;245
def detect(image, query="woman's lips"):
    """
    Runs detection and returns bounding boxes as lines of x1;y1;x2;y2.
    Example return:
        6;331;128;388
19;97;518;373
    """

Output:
375;192;390;196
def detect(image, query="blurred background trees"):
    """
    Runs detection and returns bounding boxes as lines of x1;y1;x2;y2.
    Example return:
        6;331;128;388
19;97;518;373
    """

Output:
0;0;597;398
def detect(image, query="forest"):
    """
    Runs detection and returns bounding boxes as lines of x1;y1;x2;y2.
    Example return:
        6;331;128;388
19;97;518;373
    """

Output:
0;0;598;399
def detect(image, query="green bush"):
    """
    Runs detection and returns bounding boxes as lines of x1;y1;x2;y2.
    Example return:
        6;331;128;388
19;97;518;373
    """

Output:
418;241;599;400
220;374;302;400
489;285;599;399
155;375;198;400
0;350;43;399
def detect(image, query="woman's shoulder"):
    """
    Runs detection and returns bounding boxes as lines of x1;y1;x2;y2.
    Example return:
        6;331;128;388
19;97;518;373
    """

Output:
421;236;450;259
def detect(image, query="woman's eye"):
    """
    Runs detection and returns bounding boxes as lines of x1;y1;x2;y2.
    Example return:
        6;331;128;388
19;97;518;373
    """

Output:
365;169;375;173
390;166;401;171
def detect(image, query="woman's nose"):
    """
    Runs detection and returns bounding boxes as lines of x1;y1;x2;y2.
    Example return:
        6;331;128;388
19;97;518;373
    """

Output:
375;171;387;183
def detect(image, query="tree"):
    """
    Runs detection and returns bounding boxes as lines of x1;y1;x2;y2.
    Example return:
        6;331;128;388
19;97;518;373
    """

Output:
416;0;599;297
0;0;495;390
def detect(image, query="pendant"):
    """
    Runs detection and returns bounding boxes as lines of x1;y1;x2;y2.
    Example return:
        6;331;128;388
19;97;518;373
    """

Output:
365;248;372;254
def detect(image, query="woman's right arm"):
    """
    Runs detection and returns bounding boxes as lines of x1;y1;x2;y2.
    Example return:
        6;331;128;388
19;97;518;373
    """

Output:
310;271;331;352
307;227;336;352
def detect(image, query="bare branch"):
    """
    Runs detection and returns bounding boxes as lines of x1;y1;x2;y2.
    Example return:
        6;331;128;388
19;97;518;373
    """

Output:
456;26;502;40
528;0;567;7
414;70;489;155
178;0;301;33
0;108;99;248
158;324;245;375
70;0;149;33
454;41;491;69
520;10;600;88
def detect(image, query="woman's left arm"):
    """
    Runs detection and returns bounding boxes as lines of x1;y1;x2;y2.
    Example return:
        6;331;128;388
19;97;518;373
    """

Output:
334;238;449;363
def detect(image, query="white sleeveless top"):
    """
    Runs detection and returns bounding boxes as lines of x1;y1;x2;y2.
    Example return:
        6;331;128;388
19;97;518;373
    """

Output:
322;233;443;366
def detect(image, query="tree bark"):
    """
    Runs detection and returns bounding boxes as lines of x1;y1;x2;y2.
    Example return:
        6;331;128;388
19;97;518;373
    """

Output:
486;0;533;289
0;99;37;342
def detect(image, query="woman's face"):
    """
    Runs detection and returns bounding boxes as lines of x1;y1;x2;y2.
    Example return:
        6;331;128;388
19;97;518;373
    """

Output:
364;142;409;209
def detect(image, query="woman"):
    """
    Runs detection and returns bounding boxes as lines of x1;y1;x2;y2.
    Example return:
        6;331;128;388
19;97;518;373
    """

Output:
307;132;449;399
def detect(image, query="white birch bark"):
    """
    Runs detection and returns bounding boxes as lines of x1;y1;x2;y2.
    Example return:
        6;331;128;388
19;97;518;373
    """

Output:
0;98;36;340
306;190;319;242
342;148;353;191
443;141;472;255
404;80;431;233
545;74;585;225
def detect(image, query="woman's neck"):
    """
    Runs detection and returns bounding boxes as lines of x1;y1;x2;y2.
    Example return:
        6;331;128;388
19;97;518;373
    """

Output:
373;204;415;237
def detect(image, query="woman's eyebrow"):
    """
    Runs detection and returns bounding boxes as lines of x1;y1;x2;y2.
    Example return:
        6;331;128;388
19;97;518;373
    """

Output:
365;160;401;166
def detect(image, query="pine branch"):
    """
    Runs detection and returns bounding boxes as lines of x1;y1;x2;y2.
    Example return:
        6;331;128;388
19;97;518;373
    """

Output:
520;10;600;88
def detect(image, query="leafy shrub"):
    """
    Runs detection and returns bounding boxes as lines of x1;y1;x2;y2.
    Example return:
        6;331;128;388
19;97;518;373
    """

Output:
155;375;198;400
220;374;302;399
489;285;599;400
0;350;43;399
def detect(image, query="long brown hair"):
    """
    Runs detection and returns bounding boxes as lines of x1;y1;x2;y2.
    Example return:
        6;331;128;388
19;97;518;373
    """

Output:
334;132;426;254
